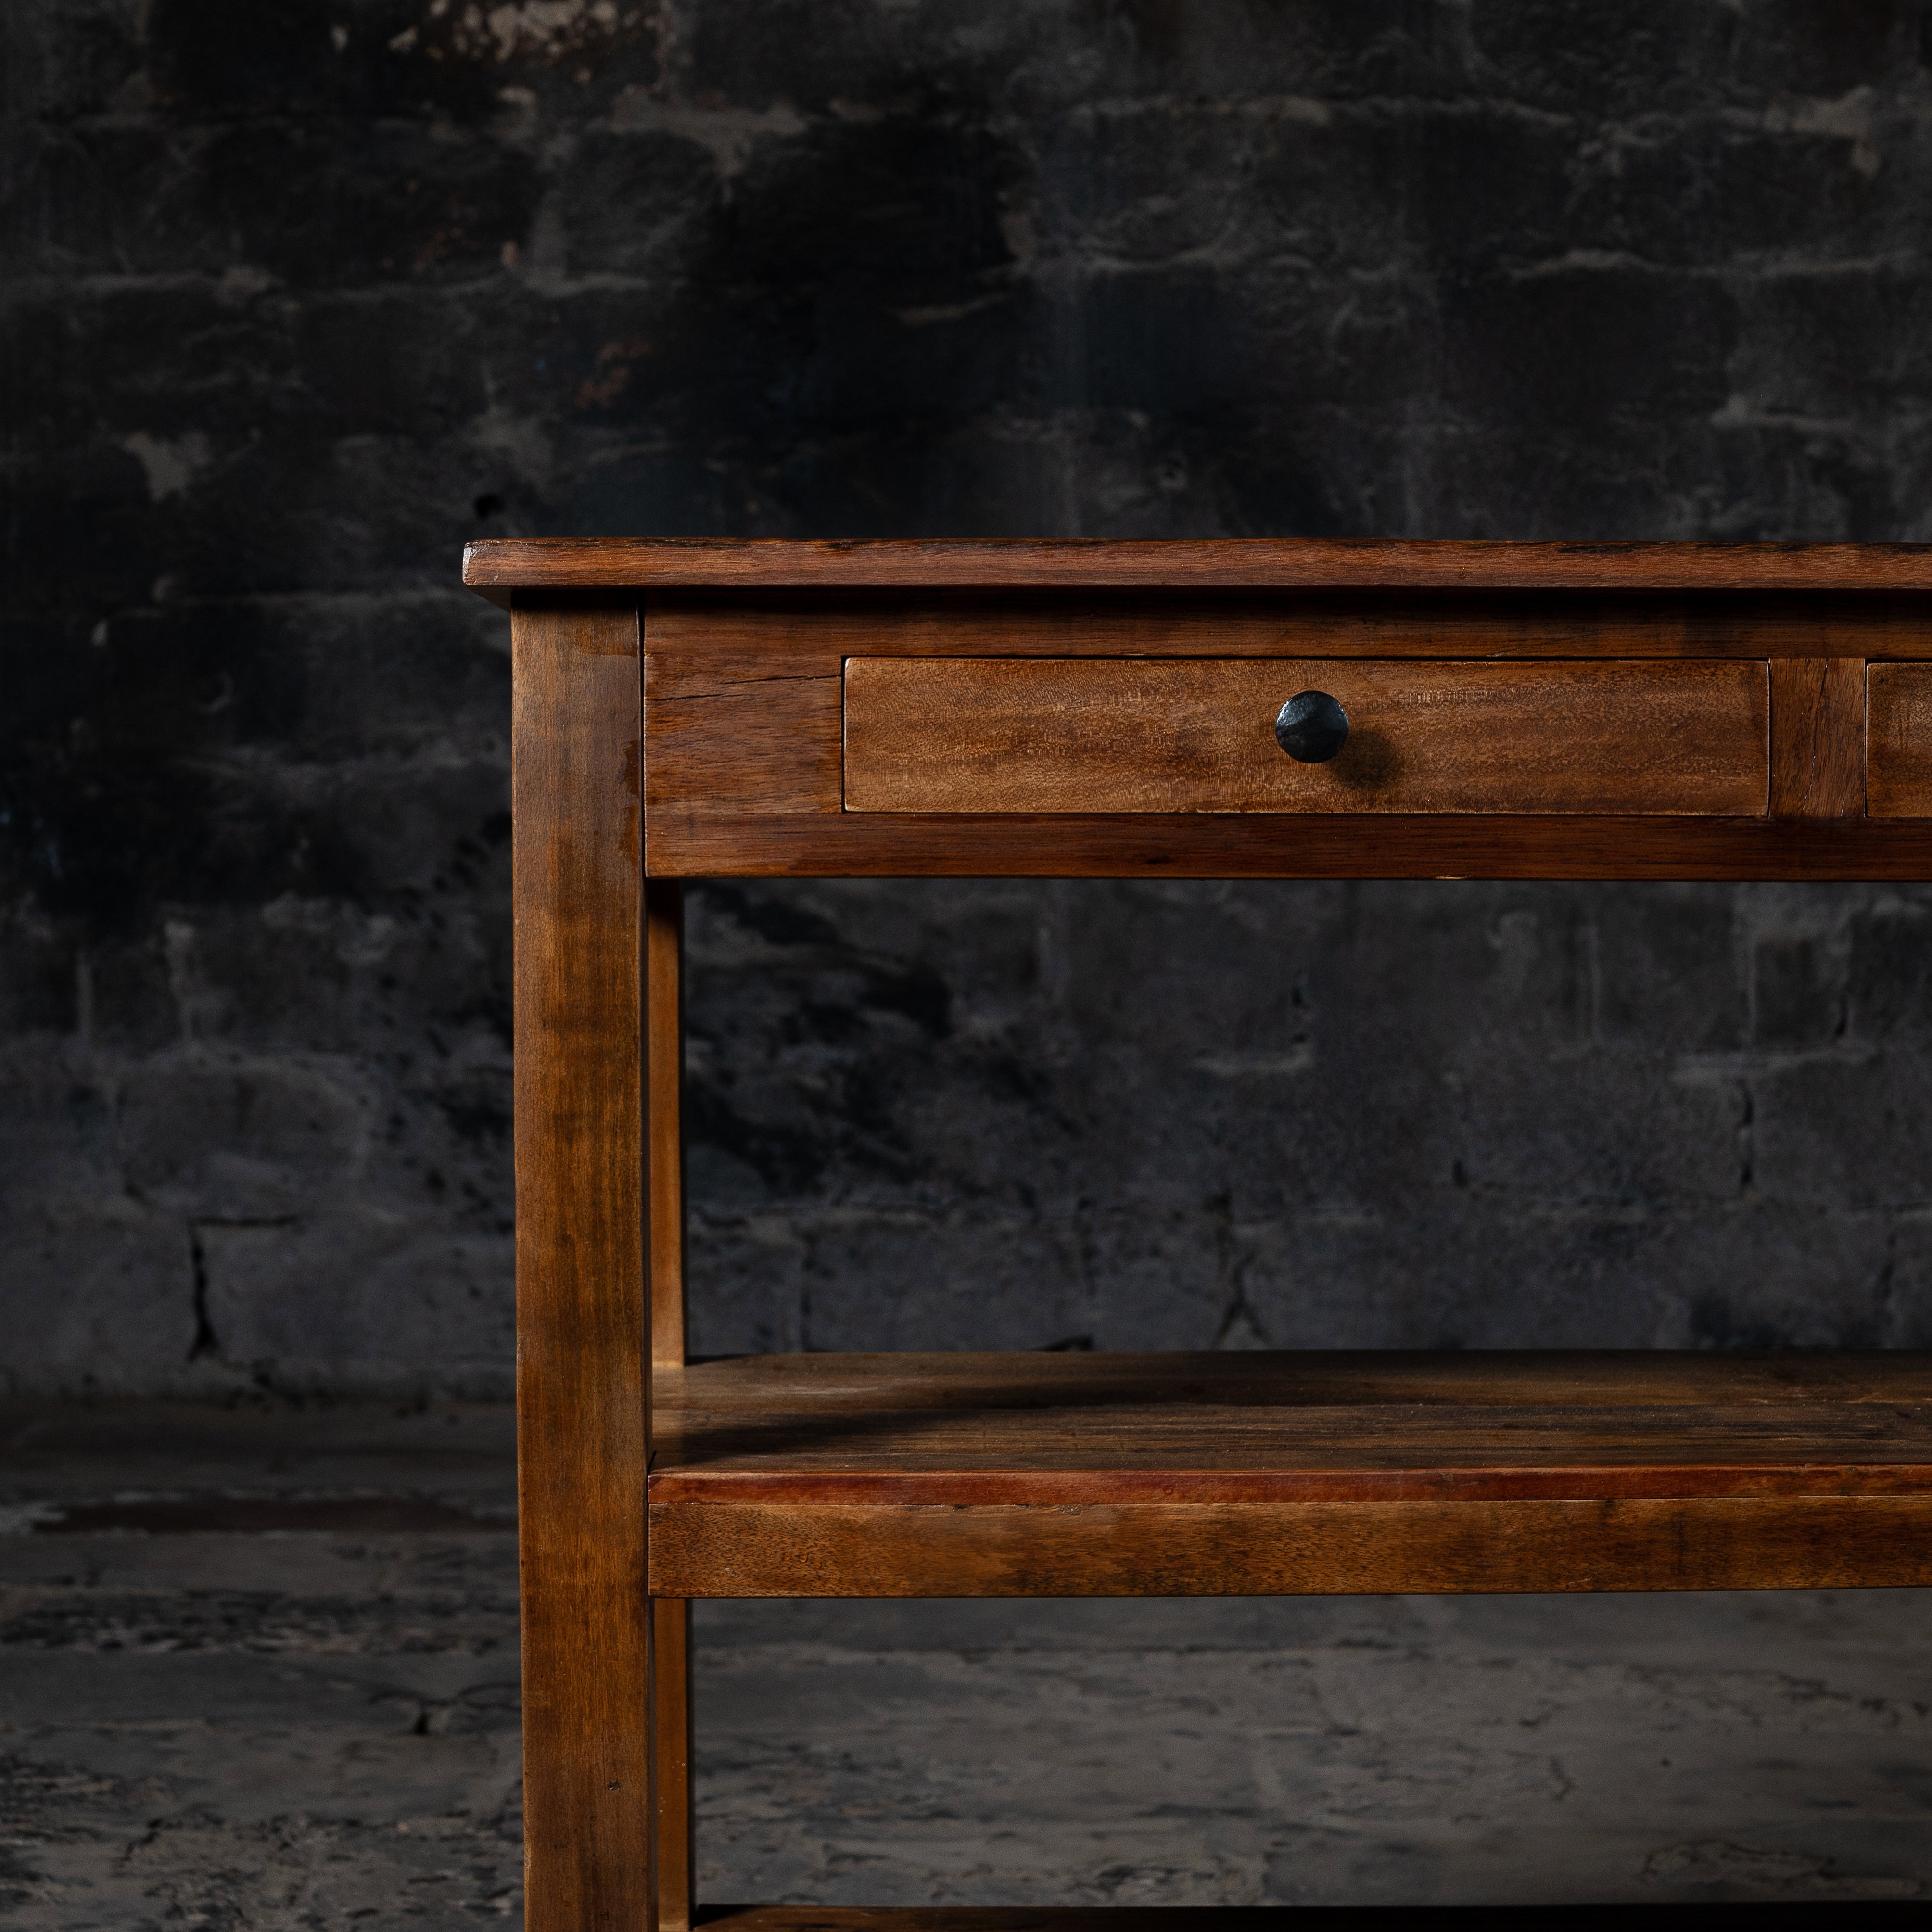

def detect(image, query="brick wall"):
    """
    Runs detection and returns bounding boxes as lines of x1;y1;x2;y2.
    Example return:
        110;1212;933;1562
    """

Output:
5;1;1932;1394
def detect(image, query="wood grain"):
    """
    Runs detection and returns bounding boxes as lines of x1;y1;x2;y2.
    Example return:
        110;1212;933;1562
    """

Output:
650;1494;1932;1596
648;878;687;1368
644;592;1927;661
701;1915;1311;1931
512;597;652;1932
637;602;1930;871
659;1348;1932;1410
698;1909;1926;1931
843;659;1769;817
1770;657;1866;818
496;549;1932;1913
470;537;1932;595
646;885;692;1932
649;809;1932;879
654;1598;695;1932
651;1349;1932;1487
646;1352;1932;1595
1867;662;1932;816
644;639;842;820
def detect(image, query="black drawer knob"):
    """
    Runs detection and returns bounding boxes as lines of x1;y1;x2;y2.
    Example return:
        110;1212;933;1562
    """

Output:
1274;690;1349;763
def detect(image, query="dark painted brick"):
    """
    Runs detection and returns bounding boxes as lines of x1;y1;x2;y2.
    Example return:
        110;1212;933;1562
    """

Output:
1848;895;1932;1041
293;292;493;438
1589;885;1746;1052
1754;934;1848;1047
9;0;1932;1392
681;0;1032;115
1449;261;1738;430
1749;1054;1932;1209
1465;2;1744;111
194;120;541;290
1729;0;1923;96
557;129;719;280
147;0;661;124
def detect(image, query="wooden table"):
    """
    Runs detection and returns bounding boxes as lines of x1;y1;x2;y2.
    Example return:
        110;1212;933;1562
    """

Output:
466;538;1932;1932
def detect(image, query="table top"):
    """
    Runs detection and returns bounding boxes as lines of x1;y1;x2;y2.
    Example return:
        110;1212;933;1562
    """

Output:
465;536;1932;600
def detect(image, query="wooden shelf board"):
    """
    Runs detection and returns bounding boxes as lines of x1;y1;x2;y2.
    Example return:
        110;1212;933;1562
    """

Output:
697;1904;1932;1929
653;1350;1932;1498
648;1353;1932;1598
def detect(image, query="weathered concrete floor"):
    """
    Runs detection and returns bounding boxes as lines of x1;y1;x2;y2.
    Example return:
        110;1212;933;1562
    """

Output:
2;1406;1930;1927
0;1404;524;1929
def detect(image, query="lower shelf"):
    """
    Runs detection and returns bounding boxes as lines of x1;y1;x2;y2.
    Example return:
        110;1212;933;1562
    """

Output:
695;1905;1931;1928
648;1351;1932;1597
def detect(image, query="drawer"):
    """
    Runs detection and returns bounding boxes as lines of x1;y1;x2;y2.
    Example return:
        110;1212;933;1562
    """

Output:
1868;664;1932;816
842;658;1771;816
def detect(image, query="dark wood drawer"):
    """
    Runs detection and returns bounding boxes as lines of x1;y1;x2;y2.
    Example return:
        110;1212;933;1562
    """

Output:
1868;663;1932;816
843;657;1771;816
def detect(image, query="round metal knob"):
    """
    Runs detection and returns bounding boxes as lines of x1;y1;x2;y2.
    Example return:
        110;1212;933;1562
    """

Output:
1274;690;1349;763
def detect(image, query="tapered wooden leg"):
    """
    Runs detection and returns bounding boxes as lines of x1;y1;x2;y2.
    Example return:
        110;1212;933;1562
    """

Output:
654;1598;697;1932
512;596;653;1932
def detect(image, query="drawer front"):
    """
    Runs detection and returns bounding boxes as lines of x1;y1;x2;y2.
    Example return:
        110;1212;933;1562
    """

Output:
843;658;1771;816
1868;663;1932;816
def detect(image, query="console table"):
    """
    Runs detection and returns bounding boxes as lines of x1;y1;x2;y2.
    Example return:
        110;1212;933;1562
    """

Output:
464;538;1932;1932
